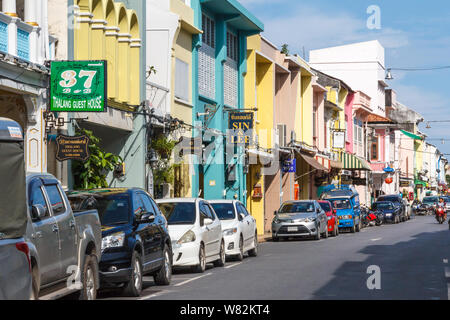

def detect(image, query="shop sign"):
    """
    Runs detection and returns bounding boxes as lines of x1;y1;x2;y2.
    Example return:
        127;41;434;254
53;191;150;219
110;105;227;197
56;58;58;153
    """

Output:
55;135;90;161
333;131;345;149
282;158;296;173
50;60;107;112
228;112;253;145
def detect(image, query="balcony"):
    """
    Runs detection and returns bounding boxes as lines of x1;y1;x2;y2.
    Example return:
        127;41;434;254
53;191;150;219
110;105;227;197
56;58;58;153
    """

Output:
353;91;372;114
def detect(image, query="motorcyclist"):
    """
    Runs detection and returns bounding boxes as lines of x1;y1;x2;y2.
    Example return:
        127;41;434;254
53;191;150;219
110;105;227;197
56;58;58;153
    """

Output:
437;197;447;220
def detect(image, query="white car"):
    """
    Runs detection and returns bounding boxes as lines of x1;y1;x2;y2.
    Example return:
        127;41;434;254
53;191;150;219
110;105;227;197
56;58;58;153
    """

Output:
209;200;258;261
156;198;225;273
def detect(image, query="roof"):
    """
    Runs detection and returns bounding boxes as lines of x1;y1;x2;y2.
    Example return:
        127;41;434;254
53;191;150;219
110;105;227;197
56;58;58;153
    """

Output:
0;118;23;142
208;200;239;204
66;188;137;197
156;198;199;203
367;114;394;123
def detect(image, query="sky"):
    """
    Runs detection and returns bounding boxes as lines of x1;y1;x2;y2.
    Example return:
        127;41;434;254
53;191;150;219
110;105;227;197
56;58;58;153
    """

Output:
239;0;450;154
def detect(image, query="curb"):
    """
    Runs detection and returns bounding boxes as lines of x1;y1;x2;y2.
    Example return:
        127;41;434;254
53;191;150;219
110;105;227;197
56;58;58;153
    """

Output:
257;235;272;243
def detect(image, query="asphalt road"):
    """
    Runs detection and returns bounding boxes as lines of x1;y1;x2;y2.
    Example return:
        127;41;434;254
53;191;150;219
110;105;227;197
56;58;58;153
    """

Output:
97;215;450;300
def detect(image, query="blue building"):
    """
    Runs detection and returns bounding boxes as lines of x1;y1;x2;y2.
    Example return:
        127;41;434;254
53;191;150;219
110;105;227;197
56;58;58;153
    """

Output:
190;0;263;202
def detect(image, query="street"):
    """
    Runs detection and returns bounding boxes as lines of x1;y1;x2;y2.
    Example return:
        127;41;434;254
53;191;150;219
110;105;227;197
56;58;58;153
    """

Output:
93;215;450;300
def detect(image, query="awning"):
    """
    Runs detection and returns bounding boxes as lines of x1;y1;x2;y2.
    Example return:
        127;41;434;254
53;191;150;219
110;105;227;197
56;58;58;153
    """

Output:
340;152;372;171
299;153;328;171
400;130;423;140
247;148;274;161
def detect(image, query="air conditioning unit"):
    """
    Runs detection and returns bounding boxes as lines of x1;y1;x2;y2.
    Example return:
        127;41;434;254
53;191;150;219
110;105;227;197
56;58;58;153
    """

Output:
277;124;286;147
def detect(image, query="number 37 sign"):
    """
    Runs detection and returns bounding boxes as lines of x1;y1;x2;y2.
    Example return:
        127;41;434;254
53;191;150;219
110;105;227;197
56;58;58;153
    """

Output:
50;60;107;112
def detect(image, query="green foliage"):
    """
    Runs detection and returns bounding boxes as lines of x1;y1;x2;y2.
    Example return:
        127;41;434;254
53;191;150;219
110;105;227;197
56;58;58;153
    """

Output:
73;128;123;190
151;135;177;185
281;44;290;56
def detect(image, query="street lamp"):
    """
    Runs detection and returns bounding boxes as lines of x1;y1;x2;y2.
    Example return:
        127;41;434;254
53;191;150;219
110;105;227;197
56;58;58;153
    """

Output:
385;69;394;80
147;148;158;169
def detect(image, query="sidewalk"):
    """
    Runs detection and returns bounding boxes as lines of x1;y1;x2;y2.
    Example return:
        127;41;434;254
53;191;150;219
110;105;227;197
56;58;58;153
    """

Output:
257;233;272;243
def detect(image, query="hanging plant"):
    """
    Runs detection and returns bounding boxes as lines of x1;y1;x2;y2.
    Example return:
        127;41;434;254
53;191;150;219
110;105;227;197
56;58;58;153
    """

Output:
152;135;177;160
151;134;177;186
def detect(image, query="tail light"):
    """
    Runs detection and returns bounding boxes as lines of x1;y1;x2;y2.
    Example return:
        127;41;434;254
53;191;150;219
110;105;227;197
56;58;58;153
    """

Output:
16;242;31;272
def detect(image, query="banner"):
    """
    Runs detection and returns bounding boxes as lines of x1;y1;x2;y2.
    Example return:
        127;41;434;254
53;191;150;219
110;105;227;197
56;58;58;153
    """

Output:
50;60;107;112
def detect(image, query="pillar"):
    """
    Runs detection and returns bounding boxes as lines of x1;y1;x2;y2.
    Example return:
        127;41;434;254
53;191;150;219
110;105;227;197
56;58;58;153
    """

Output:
24;0;39;63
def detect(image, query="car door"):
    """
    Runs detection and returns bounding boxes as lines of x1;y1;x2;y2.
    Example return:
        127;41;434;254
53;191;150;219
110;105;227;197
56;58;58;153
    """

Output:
199;201;215;258
132;192;155;269
42;183;77;280
28;178;61;285
236;202;253;248
140;193;164;267
206;202;222;255
315;202;327;233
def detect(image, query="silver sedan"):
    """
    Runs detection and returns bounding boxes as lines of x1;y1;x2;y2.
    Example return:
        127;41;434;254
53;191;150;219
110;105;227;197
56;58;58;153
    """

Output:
272;201;328;241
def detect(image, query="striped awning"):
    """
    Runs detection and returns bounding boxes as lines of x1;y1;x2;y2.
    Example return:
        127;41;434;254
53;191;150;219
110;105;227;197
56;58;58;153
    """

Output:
340;152;372;171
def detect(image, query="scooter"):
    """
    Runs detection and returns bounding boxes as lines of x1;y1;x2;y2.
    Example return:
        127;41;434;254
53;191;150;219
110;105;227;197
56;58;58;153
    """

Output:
362;209;383;227
435;206;446;224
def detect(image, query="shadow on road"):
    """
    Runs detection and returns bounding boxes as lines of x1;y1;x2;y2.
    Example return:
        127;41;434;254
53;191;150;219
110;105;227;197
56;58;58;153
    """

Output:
312;228;450;300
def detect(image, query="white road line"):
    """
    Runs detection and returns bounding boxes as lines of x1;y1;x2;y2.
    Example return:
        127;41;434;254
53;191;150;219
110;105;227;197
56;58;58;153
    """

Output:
445;267;450;278
225;262;243;269
139;290;168;300
173;273;212;287
371;238;382;242
444;259;448;264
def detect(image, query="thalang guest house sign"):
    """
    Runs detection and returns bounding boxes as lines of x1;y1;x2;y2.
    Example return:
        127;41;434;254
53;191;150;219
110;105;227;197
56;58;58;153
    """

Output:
228;112;254;145
50;60;107;112
56;135;90;162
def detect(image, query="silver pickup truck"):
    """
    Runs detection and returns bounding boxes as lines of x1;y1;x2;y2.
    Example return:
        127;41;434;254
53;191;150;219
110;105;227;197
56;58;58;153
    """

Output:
25;173;102;300
0;118;32;300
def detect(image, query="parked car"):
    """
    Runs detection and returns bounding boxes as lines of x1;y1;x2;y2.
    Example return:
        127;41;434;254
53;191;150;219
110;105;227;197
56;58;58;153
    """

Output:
209;200;258;260
67;188;172;297
422;196;439;215
372;201;402;224
272;200;328;241
377;194;408;220
322;190;362;233
0;118;32;300
318;200;339;236
157;198;225;273
26;174;102;300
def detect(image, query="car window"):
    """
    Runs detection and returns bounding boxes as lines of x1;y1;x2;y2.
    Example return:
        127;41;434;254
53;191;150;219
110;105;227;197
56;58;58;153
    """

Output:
199;202;209;226
89;194;131;226
43;184;66;215
29;180;50;219
201;202;214;220
207;204;218;220
319;202;331;212
211;203;236;220
159;202;196;225
149;197;162;216
238;203;250;216
279;202;315;213
133;193;145;217
329;199;352;210
139;193;156;215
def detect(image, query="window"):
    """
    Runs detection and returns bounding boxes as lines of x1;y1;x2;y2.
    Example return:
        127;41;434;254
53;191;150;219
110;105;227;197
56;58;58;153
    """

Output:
227;31;238;61
159;202;196;225
44;185;66;215
202;14;215;48
139;193;156;215
237;203;249;217
175;58;189;102
29;180;49;219
371;138;378;161
211;203;235;220
133;193;145;217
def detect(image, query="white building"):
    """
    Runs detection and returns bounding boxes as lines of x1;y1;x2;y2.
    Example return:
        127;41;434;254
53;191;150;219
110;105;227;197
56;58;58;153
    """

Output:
0;0;55;174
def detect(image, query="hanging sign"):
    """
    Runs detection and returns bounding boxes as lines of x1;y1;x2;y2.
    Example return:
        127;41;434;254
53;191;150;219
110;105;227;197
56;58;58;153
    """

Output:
333;131;345;149
50;60;107;112
282;158;296;173
228;112;253;145
55;135;90;161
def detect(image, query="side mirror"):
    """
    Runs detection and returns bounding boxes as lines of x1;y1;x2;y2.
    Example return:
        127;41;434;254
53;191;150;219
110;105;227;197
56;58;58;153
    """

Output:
31;204;46;221
316;208;321;214
239;213;245;221
274;210;278;216
138;212;155;224
333;209;337;214
204;218;213;226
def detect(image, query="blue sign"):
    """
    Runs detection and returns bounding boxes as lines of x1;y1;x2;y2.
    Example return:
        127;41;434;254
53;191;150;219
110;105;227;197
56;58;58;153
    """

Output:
282;158;296;173
383;167;395;173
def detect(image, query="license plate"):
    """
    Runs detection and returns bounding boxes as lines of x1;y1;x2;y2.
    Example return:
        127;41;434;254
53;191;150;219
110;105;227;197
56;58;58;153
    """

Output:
287;227;298;232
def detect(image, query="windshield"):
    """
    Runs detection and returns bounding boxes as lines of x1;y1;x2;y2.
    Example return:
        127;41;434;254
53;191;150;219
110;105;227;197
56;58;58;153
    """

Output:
378;196;400;203
329;199;352;210
159;202;196;225
211;203;235;220
279;202;315;213
423;197;438;203
373;203;394;210
319;202;331;212
70;194;131;226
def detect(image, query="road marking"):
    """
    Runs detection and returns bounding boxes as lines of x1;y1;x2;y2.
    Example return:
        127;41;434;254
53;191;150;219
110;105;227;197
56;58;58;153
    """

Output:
139;290;168;300
173;273;212;287
371;238;382;242
445;267;450;278
444;259;448;264
225;262;243;269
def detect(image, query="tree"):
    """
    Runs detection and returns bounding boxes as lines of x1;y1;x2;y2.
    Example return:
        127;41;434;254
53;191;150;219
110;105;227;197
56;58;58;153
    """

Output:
72;128;123;190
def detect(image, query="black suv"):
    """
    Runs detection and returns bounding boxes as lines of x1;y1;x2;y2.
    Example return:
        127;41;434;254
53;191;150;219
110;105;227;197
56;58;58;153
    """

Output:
376;194;408;221
67;188;172;297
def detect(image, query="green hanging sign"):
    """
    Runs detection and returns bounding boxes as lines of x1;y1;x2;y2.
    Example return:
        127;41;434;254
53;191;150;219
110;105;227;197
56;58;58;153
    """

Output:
50;60;107;112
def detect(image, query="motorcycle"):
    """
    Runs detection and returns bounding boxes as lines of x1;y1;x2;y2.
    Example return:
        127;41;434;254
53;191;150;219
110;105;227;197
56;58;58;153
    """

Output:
362;209;383;227
435;206;446;224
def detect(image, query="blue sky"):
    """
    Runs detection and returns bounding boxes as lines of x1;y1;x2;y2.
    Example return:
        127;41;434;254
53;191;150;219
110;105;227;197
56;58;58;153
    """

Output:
239;0;450;154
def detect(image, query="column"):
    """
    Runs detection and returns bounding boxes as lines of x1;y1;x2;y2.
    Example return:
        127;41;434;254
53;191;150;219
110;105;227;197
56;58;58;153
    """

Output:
24;0;39;63
3;0;18;57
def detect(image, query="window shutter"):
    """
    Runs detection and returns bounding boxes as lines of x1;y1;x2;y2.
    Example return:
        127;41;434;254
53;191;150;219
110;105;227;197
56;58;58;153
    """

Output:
175;58;189;102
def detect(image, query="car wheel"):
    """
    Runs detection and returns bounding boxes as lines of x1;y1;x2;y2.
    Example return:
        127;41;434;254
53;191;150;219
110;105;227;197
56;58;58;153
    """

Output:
272;236;279;242
323;226;329;239
350;222;356;233
315;225;321;240
123;251;143;297
235;236;244;261
355;220;361;232
213;240;226;267
193;244;206;273
333;224;338;237
30;265;39;300
248;232;258;257
79;254;98;300
154;245;172;285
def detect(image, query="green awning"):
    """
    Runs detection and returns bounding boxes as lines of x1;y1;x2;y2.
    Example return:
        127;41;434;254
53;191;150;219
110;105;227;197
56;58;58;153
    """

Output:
340;152;372;171
400;130;423;140
414;179;426;186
